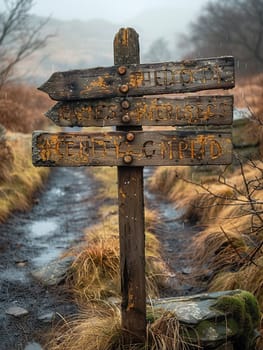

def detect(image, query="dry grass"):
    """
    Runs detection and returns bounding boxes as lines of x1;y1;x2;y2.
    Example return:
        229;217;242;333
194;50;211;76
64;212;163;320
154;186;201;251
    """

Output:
90;167;117;200
149;156;263;312
64;206;167;304
148;166;191;198
0;84;53;133
0;83;52;220
47;305;124;350
233;74;263;157
61;166;168;304
234;74;263;111
46;304;195;350
209;256;263;311
148;312;196;350
143;158;263;298
65;219;120;302
0;132;49;221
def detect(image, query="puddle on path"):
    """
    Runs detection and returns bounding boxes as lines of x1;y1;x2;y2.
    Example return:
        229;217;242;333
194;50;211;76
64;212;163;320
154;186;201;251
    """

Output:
29;220;59;239
31;247;64;267
0;167;99;349
0;167;96;276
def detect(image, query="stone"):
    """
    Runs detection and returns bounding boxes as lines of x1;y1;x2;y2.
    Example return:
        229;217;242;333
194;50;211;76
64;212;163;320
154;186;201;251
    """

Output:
31;256;74;286
24;342;43;350
150;290;260;350
37;311;56;323
5;306;29;317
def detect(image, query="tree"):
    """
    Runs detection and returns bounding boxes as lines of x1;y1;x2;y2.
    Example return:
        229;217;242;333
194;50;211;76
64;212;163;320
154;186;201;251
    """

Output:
0;0;51;87
179;0;263;76
144;37;171;63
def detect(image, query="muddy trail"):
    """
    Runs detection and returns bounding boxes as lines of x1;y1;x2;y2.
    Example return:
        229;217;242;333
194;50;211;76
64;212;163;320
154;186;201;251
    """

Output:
0;168;100;350
144;168;205;297
0;167;203;350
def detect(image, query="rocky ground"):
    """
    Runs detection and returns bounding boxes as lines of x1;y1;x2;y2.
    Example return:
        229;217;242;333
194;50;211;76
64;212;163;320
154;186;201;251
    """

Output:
0;167;203;350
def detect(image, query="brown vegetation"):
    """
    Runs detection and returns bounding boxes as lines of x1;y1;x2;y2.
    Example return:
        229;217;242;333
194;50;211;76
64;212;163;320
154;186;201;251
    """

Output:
0;132;49;222
46;166;172;350
47;306;192;350
0;84;53;133
0;84;51;221
149;159;263;295
63;208;166;303
147;75;263;348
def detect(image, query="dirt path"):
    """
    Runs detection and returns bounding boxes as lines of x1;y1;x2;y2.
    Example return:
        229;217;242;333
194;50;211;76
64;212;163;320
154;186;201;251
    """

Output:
144;169;205;297
0;167;99;350
0;167;203;349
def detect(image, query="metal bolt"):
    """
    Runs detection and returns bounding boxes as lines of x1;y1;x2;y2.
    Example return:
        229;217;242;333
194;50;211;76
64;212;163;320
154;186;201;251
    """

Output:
121;100;130;109
126;132;135;142
123;154;133;164
119;84;129;94
117;66;127;75
121;114;131;123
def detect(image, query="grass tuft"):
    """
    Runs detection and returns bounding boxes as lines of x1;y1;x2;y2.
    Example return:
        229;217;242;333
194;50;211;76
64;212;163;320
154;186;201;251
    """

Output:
64;207;167;304
47;305;195;350
0;132;49;221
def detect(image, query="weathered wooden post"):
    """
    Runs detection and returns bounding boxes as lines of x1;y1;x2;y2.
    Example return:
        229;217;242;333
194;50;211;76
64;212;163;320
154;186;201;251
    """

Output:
114;28;146;342
32;26;235;344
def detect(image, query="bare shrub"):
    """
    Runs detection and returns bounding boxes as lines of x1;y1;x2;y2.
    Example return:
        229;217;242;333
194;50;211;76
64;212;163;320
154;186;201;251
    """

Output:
0;84;53;133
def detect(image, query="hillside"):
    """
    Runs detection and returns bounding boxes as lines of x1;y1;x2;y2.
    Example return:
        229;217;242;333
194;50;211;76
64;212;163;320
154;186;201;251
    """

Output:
16;5;201;86
17;17;120;85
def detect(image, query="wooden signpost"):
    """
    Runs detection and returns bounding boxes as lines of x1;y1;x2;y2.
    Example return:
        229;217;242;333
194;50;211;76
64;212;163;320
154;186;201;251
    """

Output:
32;28;235;343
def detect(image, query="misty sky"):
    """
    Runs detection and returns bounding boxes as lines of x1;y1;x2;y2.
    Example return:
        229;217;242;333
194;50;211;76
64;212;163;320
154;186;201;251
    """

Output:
30;0;210;23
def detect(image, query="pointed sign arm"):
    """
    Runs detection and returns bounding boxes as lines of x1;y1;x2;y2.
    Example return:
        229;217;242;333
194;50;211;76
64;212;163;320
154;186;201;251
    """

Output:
38;56;235;101
45;95;234;127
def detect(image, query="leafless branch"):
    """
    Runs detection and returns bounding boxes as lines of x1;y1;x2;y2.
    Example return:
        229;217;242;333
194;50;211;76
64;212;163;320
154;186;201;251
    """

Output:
179;152;263;266
0;0;52;87
181;0;263;75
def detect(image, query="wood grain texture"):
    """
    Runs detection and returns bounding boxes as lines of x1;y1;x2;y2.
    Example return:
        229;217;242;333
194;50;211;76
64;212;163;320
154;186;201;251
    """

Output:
114;27;146;343
39;56;235;101
32;130;232;167
46;95;234;127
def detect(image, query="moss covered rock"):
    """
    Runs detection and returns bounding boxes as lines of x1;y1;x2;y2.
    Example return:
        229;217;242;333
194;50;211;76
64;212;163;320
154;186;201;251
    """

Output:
150;290;260;349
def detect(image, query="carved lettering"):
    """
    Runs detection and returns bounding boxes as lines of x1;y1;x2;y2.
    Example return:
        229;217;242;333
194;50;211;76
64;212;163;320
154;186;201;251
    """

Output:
143;141;155;158
48;96;233;127
210;140;222;159
33;132;231;166
65;141;74;157
137;66;224;89
178;141;188;159
180;69;193;84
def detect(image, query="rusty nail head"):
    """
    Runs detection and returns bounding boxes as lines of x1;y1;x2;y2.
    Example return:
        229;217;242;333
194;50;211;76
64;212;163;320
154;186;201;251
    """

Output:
119;84;129;94
126;132;135;142
121;114;131;123
123;154;133;164
117;66;127;75
121;100;130;109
